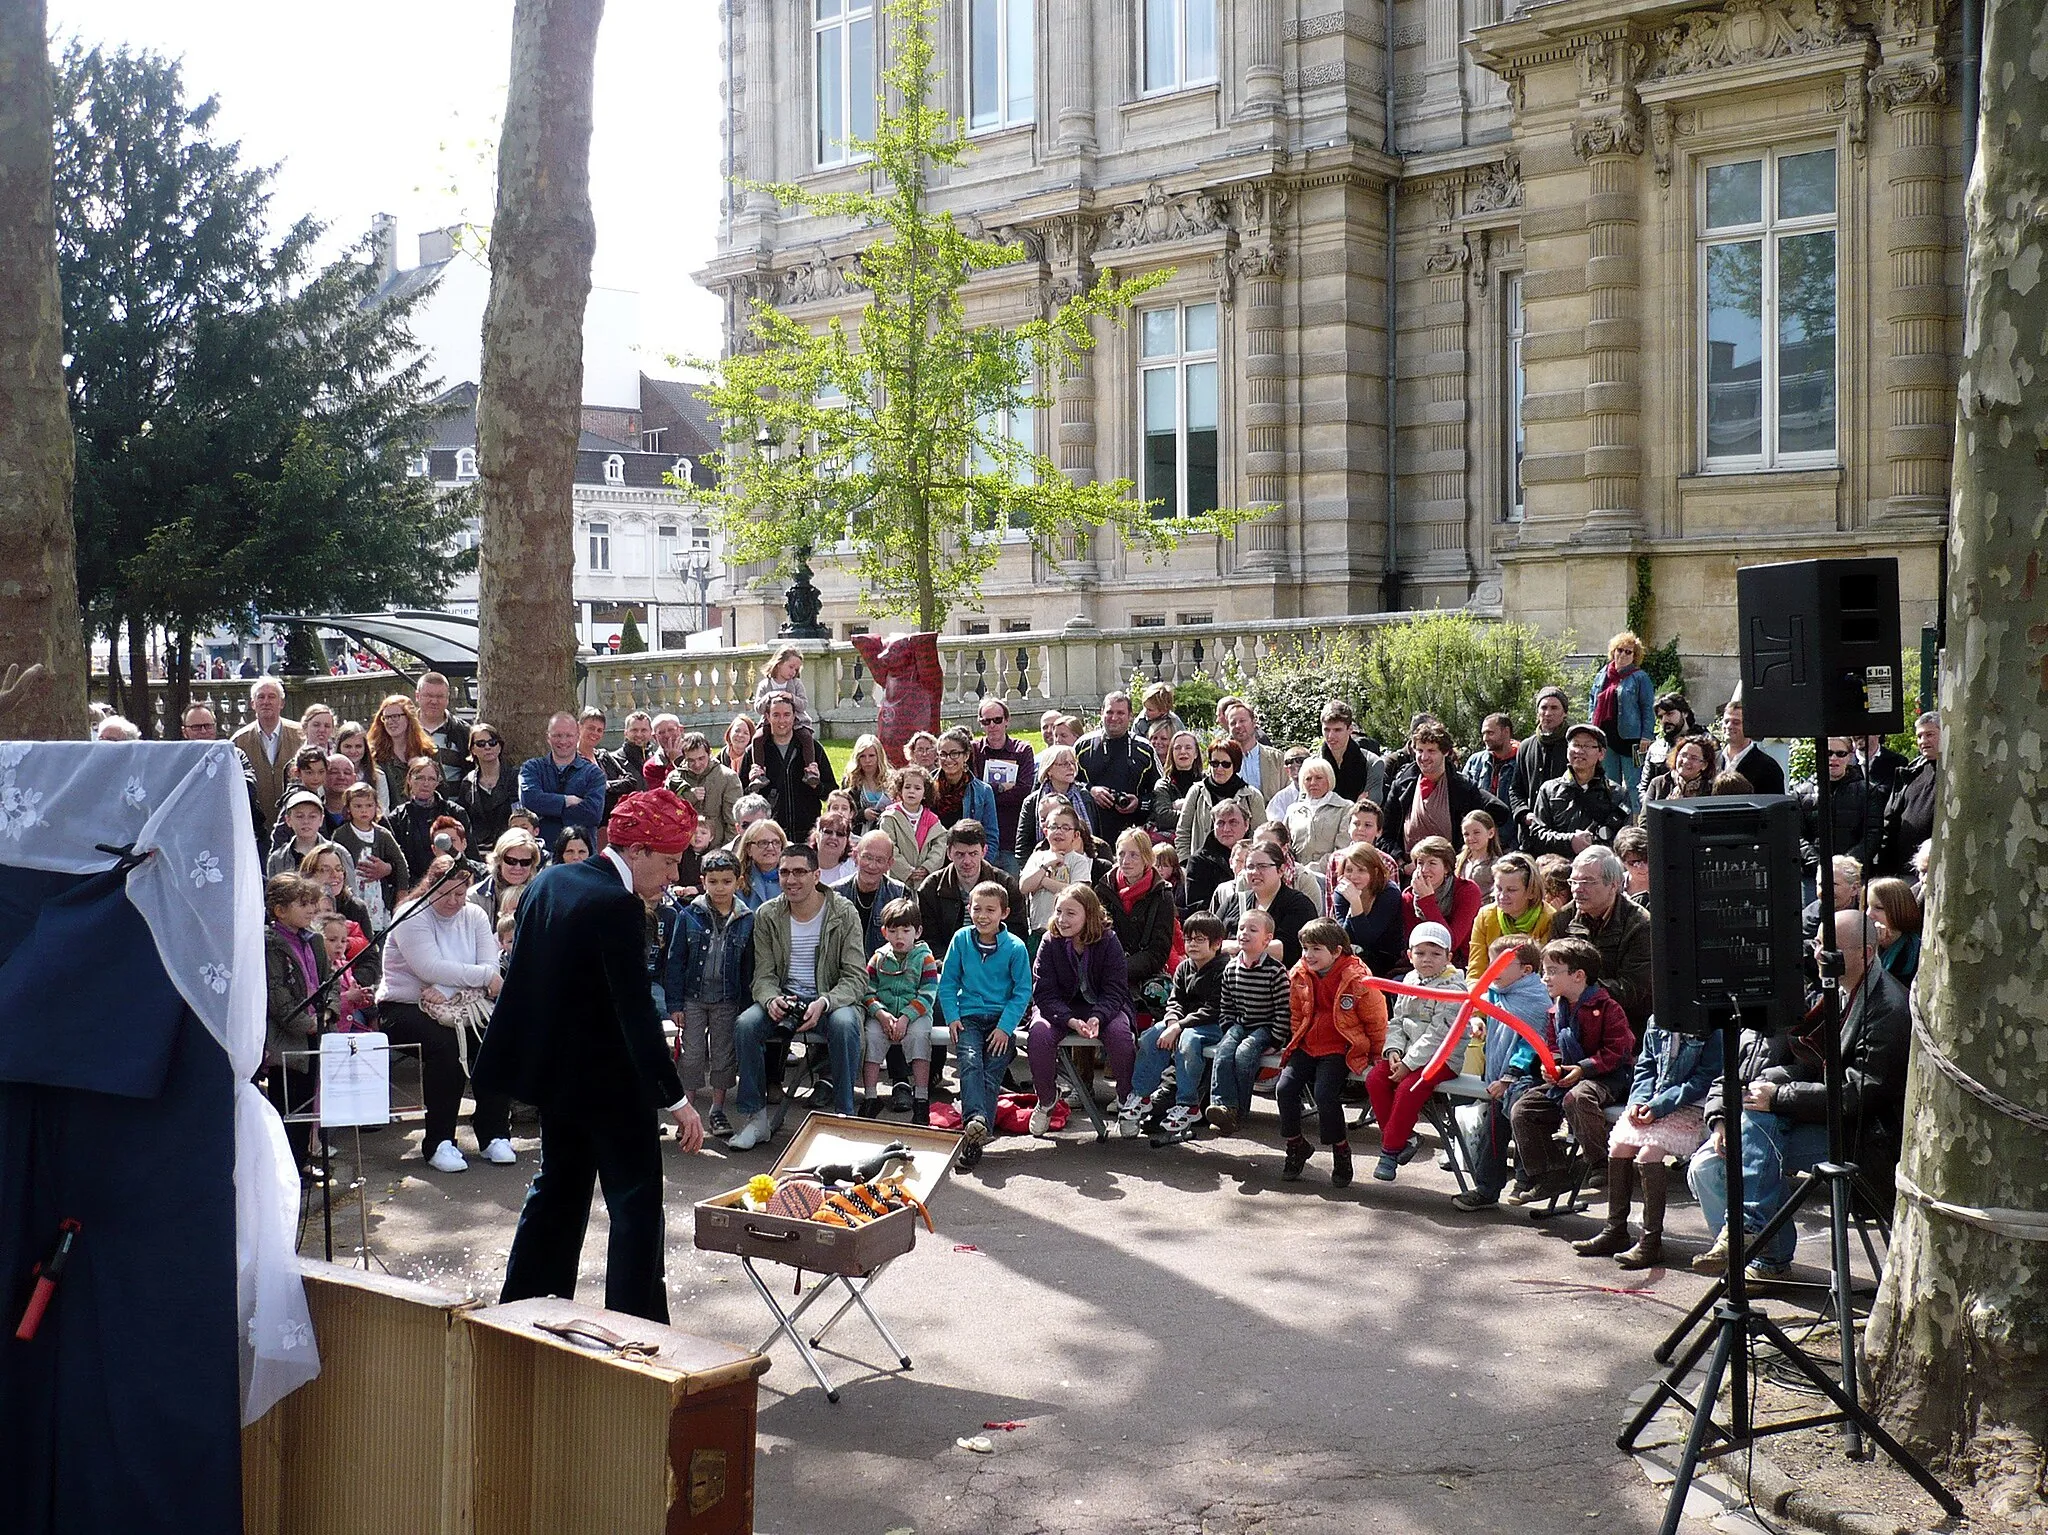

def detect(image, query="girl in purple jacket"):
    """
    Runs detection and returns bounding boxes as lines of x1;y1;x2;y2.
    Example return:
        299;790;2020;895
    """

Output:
1027;885;1135;1133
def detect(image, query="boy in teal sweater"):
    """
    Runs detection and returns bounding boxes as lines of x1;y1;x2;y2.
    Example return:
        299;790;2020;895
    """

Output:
936;881;1033;1169
862;897;941;1123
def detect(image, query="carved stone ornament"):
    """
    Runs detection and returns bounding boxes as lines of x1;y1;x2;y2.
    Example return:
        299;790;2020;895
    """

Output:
1646;0;1858;81
1870;57;1946;112
1424;238;1471;276
776;256;859;306
1045;216;1096;269
1430;179;1460;227
1577;34;1646;100
961;215;1045;265
1573;106;1645;160
1649;103;1676;187
1099;181;1229;251
1471;229;1492;294
1882;0;1945;50
1827;65;1870;145
1231;243;1286;282
1231;182;1290;248
1465;156;1523;214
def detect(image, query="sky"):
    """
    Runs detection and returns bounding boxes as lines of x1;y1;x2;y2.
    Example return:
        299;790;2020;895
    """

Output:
47;0;729;375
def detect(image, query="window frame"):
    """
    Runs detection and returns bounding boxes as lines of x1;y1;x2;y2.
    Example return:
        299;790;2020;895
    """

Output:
1138;300;1222;522
965;0;1035;134
603;453;626;486
1696;141;1841;473
1141;0;1219;96
454;447;478;481
586;521;612;572
813;0;877;169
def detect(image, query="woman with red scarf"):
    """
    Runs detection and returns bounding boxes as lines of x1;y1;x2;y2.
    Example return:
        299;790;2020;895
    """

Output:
1588;631;1657;812
1095;827;1181;1017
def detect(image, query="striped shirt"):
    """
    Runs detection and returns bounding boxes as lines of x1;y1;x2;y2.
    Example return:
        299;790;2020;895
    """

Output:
1220;951;1290;1037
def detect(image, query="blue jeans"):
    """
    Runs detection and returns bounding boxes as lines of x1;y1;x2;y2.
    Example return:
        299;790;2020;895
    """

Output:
733;1002;862;1118
1687;1111;1830;1265
1132;1021;1223;1106
1210;1024;1275;1115
950;1014;1011;1129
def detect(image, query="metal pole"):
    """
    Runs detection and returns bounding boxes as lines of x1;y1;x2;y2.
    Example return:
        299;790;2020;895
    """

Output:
1811;736;1864;1454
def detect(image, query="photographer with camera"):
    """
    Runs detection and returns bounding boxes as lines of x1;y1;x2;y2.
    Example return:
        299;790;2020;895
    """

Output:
1076;691;1159;850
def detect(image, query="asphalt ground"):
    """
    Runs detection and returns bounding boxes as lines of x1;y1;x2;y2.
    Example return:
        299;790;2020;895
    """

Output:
309;1097;1868;1535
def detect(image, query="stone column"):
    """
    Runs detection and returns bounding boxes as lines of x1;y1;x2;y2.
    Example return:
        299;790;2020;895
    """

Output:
1236;245;1289;570
1872;58;1951;520
1573;105;1645;539
1053;0;1097;153
741;0;778;215
1242;0;1283;117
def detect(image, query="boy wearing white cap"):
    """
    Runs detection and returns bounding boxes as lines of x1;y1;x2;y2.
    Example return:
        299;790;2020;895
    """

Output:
1364;921;1469;1181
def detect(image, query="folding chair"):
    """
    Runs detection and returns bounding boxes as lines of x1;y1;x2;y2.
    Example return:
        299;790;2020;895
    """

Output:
1528;1102;1624;1221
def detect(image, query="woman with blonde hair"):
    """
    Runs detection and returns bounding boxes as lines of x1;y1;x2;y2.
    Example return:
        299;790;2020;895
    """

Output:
1456;809;1504;900
1284;757;1352;864
719;713;755;776
1588;630;1657;812
1015;743;1095;858
471;828;543;922
368;694;436;812
735;818;789;907
843;733;892;831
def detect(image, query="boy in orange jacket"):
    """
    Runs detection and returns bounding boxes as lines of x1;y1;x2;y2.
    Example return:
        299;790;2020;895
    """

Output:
1278;918;1389;1186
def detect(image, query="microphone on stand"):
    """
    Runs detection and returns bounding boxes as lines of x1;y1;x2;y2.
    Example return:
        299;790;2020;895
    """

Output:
433;832;455;854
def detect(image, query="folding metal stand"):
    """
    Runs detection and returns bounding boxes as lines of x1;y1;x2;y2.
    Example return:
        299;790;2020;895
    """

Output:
742;1255;911;1405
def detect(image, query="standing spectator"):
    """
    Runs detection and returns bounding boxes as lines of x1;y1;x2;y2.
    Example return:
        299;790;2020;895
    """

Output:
744;691;836;843
918;823;1027;946
751;646;817;732
324;752;359;822
830;830;908;958
843;733;895;833
1507;937;1637;1202
1508;686;1572;842
1275;918;1387;1186
1800;736;1883;873
1874;711;1940;877
1076;692;1159;848
1864;876;1922;986
331;784;407;929
1014;744;1094;859
1553;847;1654;1028
1403;835;1483;957
518;712;607;850
1147;730;1204;839
1380;720;1509;864
1463;712;1521;817
1857;732;1909;800
665;731;742;848
967;701;1034;874
600;710;656;817
1719;692;1787;797
367;694;435;813
1137;682;1183;736
1028;886;1137;1132
667;850;755;1139
299;704;338;756
1218;697;1285;800
413;672;471;782
1457;811;1504;900
267;789;357;885
387;758;470;881
471;828;543;921
1643;693;1699;783
1638;733;1717;820
575;707;609;768
263;873;332;1173
1587;632;1657;810
231;676;304;827
726;845;868;1149
903;731;940;774
1316;700;1386;806
455;721;518;851
1176;739;1267;863
930;730;1000;860
720;714;756;776
1466;851;1552;977
333;720;370;777
1525;725;1630;858
641;714;686;788
1284;757;1352;865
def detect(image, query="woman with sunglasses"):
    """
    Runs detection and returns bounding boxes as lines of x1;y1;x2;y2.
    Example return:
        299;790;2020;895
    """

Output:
456;722;517;849
810;813;854;885
1174;738;1267;864
471;830;543;921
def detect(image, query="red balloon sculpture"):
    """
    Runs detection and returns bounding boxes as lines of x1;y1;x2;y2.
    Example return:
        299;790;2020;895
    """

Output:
850;632;944;768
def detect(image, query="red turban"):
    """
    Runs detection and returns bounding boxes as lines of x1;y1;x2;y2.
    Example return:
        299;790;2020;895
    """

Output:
607;788;697;854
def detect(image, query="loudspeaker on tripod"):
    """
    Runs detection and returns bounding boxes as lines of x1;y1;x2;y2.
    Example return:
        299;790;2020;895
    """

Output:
1736;557;1905;740
1644;795;1803;1039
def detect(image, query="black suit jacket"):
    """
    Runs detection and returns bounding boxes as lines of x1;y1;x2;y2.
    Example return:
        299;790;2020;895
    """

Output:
472;855;683;1117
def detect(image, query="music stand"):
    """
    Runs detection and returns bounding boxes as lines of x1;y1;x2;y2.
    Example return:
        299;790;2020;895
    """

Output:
282;1037;425;1269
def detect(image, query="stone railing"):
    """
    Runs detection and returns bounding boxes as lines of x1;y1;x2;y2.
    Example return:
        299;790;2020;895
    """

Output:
90;672;461;737
579;613;1436;737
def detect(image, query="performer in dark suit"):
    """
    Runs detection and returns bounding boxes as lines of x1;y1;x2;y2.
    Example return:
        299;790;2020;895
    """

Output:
473;788;707;1322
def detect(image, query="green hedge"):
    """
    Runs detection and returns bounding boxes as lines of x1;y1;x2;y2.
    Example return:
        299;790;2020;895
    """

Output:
1227;614;1588;752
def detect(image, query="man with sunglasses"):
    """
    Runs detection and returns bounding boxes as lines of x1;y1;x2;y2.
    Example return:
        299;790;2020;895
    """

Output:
970;698;1034;874
1798;736;1882;881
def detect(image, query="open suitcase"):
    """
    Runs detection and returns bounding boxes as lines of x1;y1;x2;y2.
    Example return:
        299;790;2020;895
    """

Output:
693;1113;961;1401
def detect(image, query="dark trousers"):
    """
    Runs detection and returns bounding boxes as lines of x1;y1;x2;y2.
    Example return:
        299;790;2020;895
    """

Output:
502;1108;670;1323
384;1001;510;1155
1276;1051;1351;1144
1509;1070;1626;1176
266;1060;315;1167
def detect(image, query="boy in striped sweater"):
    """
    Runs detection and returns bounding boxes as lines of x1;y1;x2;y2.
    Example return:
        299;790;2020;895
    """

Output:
1203;908;1292;1134
861;897;940;1123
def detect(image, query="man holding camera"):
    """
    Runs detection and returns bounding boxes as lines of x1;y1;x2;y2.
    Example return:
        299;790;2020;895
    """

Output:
726;844;867;1150
1076;692;1159;849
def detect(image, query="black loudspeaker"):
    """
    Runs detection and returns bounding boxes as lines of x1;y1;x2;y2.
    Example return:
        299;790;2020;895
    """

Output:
1736;557;1906;739
1646;796;1804;1038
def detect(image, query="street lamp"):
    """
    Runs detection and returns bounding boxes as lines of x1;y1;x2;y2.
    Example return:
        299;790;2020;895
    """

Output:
672;549;713;635
756;422;829;640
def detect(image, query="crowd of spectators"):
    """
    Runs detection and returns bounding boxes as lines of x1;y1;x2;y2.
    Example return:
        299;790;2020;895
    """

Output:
148;632;1935;1275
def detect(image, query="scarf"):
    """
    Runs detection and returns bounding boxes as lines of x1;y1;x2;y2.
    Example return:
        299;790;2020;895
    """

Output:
931;770;969;827
1499;901;1547;936
1114;867;1155;912
1198;771;1250;805
1592;664;1624;734
1403;773;1454;850
272;919;320;998
1166;764;1202;794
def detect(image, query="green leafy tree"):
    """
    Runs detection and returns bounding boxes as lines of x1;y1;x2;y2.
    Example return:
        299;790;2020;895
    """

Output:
692;0;1247;633
53;43;466;731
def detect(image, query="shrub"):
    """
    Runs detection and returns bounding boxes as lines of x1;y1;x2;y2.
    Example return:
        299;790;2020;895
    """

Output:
1230;614;1586;753
617;612;647;654
1124;666;1223;731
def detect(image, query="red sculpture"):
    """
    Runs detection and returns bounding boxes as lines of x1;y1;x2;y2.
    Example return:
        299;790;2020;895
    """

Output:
850;632;943;767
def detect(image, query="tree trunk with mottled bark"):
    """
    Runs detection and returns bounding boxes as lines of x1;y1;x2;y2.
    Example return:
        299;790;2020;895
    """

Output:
474;0;600;760
1868;1;2048;1521
0;0;88;741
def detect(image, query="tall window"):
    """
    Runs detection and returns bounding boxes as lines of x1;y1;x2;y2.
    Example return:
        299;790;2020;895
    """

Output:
967;0;1033;130
1140;302;1219;520
1700;146;1838;468
656;522;680;572
586;522;611;572
815;0;876;166
1504;273;1526;521
970;401;1036;533
1143;0;1217;93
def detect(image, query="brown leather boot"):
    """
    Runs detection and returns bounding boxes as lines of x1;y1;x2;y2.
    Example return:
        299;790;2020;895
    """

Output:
1617;1163;1669;1269
1573;1159;1635;1256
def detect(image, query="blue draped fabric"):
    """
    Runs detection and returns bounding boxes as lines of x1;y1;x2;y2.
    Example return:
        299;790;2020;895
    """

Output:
0;864;241;1535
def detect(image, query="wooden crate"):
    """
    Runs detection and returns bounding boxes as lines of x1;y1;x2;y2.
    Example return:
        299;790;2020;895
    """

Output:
462;1299;767;1535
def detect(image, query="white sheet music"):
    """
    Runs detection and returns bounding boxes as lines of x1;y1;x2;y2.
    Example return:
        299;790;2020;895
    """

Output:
319;1032;392;1127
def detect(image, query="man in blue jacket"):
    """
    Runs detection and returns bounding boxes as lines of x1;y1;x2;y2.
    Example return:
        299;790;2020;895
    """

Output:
518;712;607;849
474;789;706;1322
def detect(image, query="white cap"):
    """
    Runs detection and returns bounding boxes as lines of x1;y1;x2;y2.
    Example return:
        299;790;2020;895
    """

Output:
1409;921;1454;952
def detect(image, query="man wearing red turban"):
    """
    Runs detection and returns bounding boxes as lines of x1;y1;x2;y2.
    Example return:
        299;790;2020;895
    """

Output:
474;788;706;1322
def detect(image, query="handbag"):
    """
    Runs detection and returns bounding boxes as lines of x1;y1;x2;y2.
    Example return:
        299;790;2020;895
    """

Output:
419;987;495;1072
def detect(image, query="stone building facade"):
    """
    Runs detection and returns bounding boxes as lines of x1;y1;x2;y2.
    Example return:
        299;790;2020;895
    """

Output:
699;0;1965;702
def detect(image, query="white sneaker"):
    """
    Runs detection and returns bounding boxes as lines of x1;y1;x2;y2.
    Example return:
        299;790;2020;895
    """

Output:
481;1138;517;1165
427;1140;468;1173
727;1109;775;1151
1115;1092;1146;1137
1028;1104;1052;1137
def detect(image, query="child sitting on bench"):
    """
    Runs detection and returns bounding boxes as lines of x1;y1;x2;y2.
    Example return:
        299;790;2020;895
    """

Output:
1126;910;1229;1140
1363;921;1470;1182
1205;907;1290;1134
